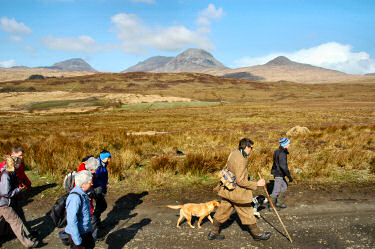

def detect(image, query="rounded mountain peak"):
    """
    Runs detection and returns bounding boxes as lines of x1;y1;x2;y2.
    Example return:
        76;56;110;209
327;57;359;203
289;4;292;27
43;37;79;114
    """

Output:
265;56;295;66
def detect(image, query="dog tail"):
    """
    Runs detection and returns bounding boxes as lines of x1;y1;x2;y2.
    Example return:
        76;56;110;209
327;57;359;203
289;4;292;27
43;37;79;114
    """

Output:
167;205;183;210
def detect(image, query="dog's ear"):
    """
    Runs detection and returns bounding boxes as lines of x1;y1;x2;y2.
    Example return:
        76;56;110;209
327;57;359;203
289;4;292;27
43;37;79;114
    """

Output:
257;195;266;203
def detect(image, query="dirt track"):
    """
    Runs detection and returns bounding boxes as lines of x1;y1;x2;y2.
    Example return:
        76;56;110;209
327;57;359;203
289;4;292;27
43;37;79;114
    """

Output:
1;184;375;249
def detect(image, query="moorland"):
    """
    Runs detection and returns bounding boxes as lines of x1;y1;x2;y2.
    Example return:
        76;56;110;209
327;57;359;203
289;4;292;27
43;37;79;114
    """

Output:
0;72;374;191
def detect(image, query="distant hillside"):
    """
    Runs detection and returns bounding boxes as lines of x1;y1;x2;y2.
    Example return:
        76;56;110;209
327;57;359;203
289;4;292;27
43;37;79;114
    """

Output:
220;72;264;81
122;56;173;73
50;58;96;72
203;56;369;83
365;73;375;76
265;56;310;67
156;48;227;72
122;48;227;73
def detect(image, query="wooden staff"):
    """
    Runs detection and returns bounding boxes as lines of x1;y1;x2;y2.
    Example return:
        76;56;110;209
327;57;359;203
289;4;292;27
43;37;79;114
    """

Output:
258;172;293;243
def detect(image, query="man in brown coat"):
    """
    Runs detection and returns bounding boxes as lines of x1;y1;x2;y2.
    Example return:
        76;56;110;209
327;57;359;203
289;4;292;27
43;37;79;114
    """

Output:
208;138;271;241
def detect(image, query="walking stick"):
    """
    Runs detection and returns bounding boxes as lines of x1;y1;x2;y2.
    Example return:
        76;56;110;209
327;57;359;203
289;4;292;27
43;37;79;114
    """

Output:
258;172;293;243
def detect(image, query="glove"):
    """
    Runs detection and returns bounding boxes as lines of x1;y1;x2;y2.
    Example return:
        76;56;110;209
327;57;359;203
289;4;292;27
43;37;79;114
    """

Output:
288;176;293;182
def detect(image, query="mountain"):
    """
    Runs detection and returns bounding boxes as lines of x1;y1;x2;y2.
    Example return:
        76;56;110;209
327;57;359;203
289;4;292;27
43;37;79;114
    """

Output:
365;73;375;76
265;56;309;67
122;56;173;73
122;48;227;73
50;58;96;72
156;48;227;72
203;56;366;83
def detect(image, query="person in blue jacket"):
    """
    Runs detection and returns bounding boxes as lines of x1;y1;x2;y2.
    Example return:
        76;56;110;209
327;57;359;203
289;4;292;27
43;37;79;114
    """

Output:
92;150;111;232
65;170;95;249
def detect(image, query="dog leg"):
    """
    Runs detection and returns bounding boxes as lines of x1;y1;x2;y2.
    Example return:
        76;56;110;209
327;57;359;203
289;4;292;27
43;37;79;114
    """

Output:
254;211;260;218
186;214;195;229
197;216;205;229
207;215;213;224
176;210;185;228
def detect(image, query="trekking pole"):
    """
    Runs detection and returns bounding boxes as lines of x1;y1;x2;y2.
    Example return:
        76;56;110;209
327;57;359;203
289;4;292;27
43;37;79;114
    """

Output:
258;172;293;243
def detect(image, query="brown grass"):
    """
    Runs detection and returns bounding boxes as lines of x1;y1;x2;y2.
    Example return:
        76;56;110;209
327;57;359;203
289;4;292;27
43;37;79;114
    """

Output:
0;72;374;189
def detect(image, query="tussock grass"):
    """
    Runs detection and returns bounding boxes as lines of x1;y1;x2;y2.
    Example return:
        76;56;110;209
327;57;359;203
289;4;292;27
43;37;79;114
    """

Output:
0;73;374;189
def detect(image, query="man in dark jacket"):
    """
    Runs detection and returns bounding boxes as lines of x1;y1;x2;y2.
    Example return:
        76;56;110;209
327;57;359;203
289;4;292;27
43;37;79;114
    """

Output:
270;137;293;210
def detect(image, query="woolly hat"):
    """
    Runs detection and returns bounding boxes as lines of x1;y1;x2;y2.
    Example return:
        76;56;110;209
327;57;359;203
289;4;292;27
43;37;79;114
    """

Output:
100;152;111;160
279;137;290;147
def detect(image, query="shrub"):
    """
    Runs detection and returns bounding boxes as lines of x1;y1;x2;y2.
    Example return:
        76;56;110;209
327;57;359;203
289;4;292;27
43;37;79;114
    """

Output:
179;151;227;175
149;155;178;172
28;74;45;80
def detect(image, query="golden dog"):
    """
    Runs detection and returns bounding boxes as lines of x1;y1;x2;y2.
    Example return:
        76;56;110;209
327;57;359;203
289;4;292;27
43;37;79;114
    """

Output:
167;200;220;229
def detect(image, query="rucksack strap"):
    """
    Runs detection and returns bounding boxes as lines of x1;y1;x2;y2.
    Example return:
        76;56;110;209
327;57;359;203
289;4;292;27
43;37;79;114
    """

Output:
70;192;83;209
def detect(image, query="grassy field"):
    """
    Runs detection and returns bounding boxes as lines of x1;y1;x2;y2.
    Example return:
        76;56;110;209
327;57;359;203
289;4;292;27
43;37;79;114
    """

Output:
0;72;374;190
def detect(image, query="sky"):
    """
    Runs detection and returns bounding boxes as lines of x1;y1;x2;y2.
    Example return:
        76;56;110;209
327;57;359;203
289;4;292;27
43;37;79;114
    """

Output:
1;0;374;74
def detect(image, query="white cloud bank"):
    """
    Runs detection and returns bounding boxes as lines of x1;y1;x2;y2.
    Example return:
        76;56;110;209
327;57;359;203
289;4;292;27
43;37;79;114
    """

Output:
111;4;223;54
235;42;375;74
196;4;224;34
0;17;32;35
42;35;101;53
0;59;16;68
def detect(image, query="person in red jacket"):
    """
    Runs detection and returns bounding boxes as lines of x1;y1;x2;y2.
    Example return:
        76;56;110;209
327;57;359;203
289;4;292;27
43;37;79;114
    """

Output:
0;147;37;240
0;147;31;191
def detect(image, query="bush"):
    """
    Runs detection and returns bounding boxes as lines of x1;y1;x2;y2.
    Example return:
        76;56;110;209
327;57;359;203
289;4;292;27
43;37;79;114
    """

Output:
28;74;45;80
179;151;227;175
150;155;178;172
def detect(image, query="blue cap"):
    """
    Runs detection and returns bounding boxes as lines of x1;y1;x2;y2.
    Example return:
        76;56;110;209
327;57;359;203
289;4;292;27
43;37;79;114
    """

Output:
279;137;290;147
100;152;111;160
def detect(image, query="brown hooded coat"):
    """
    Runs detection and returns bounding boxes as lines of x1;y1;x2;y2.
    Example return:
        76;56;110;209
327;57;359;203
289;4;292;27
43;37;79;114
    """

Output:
217;149;258;204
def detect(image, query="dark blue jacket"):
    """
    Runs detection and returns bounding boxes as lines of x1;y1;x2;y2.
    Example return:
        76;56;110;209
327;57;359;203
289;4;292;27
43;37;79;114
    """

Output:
271;146;291;178
93;158;108;194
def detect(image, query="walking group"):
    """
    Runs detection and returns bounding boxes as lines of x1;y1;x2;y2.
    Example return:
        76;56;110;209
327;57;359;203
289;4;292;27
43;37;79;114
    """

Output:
0;148;112;248
0;136;292;248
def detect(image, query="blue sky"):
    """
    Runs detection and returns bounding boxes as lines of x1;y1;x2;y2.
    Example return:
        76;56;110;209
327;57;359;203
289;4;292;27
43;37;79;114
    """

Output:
1;0;374;74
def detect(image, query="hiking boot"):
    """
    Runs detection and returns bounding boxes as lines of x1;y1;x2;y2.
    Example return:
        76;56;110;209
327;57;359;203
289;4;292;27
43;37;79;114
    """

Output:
28;239;41;248
269;197;280;211
207;231;225;240
251;231;272;241
208;218;225;240
249;224;272;241
276;192;287;209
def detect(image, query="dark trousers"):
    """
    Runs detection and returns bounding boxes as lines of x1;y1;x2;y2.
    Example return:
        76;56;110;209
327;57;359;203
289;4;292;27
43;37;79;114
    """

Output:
93;192;107;222
68;232;95;249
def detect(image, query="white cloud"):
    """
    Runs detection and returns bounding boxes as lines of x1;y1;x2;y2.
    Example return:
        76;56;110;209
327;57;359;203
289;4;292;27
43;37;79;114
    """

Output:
129;0;155;3
0;59;16;68
0;17;32;35
234;42;375;74
111;12;214;54
197;4;223;26
42;35;100;53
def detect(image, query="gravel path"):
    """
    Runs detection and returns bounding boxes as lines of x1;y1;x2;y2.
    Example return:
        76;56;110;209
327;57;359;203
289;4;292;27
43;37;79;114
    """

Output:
1;184;374;249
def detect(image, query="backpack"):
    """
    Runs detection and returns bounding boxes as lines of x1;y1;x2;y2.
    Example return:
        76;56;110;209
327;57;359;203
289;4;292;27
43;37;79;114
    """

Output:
63;171;76;194
219;168;237;190
81;155;94;163
48;192;82;228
